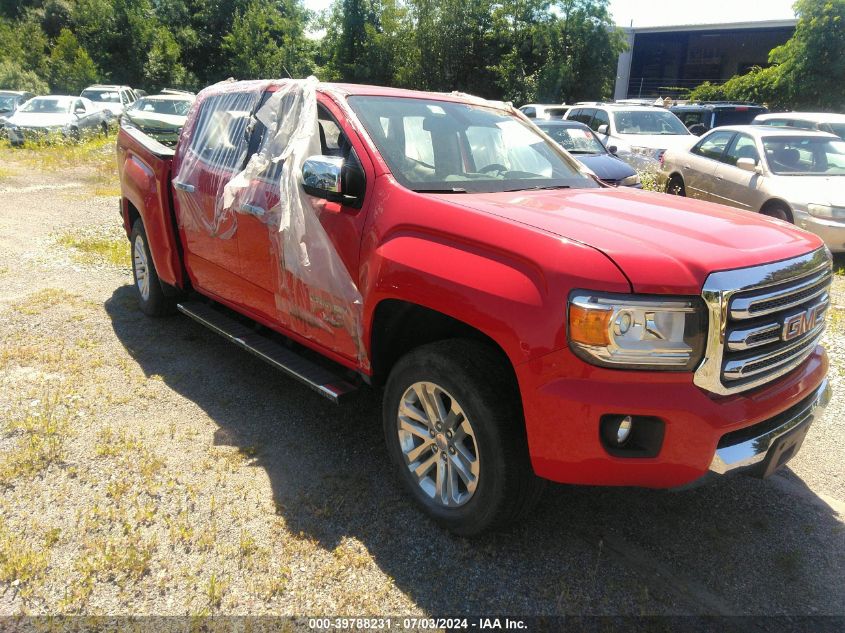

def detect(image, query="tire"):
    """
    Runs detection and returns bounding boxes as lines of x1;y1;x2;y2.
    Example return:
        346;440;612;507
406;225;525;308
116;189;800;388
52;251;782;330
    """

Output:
69;127;80;142
383;339;544;535
761;202;792;223
100;121;108;136
666;175;685;196
130;220;174;316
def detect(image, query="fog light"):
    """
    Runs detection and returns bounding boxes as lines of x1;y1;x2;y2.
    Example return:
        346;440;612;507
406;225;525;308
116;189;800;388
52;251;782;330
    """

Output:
616;415;633;444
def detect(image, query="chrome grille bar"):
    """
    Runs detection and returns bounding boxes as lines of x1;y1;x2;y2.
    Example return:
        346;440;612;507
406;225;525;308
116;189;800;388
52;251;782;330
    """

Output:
723;327;825;381
730;269;832;319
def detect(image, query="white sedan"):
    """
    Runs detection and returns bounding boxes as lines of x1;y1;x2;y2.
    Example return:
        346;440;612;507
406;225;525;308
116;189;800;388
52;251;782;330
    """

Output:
5;95;109;145
660;125;845;252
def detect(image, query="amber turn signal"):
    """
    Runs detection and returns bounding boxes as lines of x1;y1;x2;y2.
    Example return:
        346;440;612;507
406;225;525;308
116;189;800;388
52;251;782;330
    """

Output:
569;303;612;346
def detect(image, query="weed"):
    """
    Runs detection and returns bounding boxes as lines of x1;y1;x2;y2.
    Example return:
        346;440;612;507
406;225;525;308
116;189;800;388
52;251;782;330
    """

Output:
0;521;49;601
205;573;227;611
57;229;130;268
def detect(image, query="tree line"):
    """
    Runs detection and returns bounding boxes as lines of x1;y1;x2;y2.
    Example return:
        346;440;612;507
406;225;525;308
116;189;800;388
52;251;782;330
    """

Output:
0;0;625;104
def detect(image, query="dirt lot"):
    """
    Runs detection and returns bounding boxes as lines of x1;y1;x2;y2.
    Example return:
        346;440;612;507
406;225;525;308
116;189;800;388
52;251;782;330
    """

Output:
0;137;843;618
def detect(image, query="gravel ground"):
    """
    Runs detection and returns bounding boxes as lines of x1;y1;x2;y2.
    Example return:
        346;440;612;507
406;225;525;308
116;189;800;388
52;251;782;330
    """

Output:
0;144;843;618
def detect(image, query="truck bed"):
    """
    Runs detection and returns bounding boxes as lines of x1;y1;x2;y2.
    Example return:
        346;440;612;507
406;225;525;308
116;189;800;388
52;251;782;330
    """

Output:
116;125;186;289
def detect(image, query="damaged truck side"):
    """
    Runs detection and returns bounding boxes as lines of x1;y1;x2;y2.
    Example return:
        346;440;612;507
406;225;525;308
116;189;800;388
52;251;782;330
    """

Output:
117;78;832;535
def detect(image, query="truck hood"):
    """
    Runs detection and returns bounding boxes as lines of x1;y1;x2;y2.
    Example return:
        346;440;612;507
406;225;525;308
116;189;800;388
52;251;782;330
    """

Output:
434;187;823;294
7;112;71;128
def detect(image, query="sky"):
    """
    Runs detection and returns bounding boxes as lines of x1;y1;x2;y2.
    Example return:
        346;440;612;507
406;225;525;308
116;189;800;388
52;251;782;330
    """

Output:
301;0;797;28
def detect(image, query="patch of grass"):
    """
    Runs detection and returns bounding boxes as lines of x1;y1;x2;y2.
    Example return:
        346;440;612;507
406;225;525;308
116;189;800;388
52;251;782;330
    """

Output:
0;520;49;601
0;390;72;483
57;229;130;268
11;288;83;316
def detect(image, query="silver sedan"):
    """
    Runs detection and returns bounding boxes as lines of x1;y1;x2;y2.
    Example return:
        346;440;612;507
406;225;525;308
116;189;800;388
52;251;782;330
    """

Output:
659;125;845;252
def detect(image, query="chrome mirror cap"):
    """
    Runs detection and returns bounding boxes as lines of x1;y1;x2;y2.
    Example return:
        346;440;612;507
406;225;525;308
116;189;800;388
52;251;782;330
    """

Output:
302;155;343;195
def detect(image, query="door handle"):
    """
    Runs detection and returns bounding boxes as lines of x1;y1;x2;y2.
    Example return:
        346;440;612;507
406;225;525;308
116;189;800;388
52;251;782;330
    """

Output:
173;181;195;193
240;203;265;217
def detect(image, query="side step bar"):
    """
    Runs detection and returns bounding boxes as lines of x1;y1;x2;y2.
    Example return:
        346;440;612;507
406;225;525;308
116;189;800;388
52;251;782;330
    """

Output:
177;301;358;404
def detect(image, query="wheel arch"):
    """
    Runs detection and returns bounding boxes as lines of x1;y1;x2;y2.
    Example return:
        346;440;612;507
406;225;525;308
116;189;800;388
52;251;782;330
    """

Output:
760;198;794;223
369;299;517;391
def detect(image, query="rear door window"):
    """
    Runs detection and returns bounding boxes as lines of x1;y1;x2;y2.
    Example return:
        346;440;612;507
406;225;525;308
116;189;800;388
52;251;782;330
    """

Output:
692;130;735;161
189;91;257;171
569;108;596;125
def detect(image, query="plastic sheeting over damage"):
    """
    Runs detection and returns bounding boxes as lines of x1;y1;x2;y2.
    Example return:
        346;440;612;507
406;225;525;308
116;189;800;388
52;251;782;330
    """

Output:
172;77;364;363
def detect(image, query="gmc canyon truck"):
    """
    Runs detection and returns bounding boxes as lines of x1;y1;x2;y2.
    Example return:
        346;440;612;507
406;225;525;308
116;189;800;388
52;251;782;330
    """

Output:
117;79;832;535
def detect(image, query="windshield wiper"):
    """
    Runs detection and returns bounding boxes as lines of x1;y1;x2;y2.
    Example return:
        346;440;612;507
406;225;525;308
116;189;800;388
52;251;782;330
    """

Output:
504;184;572;192
413;187;468;193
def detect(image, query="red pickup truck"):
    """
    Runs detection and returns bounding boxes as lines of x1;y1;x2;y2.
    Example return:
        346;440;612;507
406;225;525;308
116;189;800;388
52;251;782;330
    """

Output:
117;78;832;535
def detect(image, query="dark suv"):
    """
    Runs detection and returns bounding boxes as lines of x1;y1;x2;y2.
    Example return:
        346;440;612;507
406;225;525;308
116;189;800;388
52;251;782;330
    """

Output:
670;102;768;136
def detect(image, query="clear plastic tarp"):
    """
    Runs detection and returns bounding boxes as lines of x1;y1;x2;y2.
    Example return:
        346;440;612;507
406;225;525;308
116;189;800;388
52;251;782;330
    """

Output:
172;77;364;363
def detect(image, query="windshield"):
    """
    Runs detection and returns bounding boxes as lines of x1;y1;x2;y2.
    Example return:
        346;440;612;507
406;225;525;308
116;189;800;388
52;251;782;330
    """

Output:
19;97;72;114
763;136;845;176
130;98;192;116
613;110;689;135
538;125;605;154
348;96;593;193
81;90;121;103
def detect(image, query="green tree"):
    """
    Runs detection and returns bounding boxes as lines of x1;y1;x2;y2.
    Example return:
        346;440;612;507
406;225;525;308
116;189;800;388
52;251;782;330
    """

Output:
145;26;191;91
0;59;49;92
49;28;99;93
535;0;625;103
771;0;845;110
222;0;312;79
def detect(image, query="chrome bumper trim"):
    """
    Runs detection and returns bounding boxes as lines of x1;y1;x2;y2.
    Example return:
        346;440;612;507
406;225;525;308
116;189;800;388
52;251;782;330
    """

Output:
708;378;831;475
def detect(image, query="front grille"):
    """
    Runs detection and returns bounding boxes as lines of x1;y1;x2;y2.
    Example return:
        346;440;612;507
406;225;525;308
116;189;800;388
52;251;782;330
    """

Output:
722;266;830;388
694;248;832;395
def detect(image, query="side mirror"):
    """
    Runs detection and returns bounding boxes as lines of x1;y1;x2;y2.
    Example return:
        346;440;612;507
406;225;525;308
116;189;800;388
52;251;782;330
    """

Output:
597;124;609;135
736;157;759;173
607;145;618;155
302;155;365;207
74;107;86;115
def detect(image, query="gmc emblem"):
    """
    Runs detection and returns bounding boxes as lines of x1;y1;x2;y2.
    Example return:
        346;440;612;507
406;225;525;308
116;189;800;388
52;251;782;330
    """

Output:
782;304;823;341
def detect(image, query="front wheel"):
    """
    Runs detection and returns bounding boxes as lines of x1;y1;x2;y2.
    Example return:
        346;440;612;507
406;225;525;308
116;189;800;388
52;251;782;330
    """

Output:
130;220;174;316
383;339;543;535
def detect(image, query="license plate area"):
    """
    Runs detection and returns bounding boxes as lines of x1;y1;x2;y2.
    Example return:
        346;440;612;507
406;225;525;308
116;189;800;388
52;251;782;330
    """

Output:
759;421;811;478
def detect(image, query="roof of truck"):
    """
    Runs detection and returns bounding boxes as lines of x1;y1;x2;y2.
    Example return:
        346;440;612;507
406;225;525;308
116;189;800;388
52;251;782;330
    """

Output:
202;79;512;109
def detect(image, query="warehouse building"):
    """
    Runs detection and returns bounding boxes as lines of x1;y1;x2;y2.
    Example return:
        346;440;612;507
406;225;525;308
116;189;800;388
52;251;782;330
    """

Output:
614;19;797;100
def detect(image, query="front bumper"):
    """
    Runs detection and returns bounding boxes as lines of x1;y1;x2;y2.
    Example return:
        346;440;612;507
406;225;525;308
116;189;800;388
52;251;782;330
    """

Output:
798;214;845;253
516;345;829;488
709;377;830;475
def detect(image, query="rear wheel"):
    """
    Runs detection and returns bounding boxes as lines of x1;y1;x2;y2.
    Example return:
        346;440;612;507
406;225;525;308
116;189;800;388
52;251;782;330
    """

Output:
383;339;543;535
666;175;686;196
100;121;108;136
130;220;174;316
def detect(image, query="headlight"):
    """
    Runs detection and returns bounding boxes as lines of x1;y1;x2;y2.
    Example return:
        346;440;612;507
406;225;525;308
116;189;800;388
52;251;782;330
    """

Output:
630;146;664;161
808;203;845;221
568;292;707;370
619;173;641;187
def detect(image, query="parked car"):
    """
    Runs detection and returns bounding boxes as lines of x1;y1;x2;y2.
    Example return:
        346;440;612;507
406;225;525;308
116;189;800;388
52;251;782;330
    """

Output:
0;90;35;129
535;119;640;187
121;93;195;146
752;112;845;140
660;125;845;251
118;80;831;535
670;102;768;136
565;103;694;169
519;104;571;119
80;84;137;118
5;95;109;145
